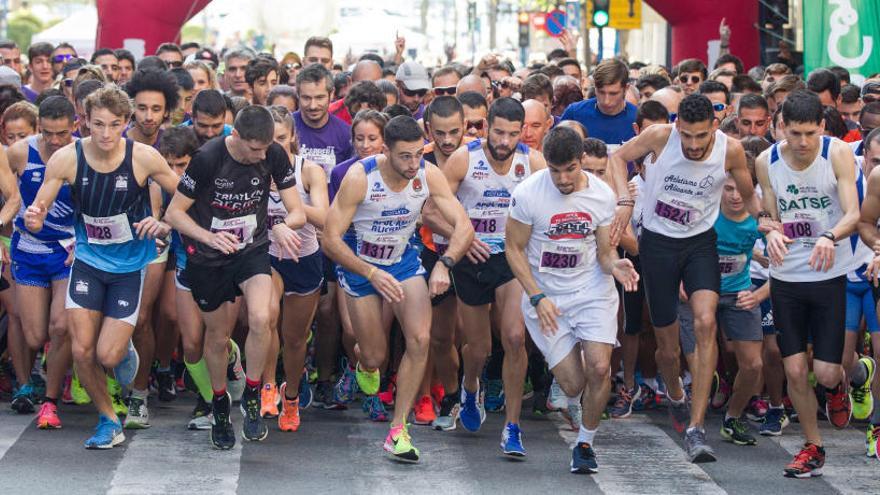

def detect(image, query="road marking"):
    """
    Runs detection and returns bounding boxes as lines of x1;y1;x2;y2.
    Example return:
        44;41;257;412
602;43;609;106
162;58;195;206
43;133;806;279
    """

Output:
107;410;241;495
0;412;33;462
552;412;727;494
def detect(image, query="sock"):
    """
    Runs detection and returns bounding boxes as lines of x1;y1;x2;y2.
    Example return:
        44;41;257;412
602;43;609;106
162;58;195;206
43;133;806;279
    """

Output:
245;377;261;389
724;413;737;422
213;387;227;401
577;425;596;445
643;377;658;391
871;402;880;425
850;361;868;387
131;388;149;400
185;359;213;403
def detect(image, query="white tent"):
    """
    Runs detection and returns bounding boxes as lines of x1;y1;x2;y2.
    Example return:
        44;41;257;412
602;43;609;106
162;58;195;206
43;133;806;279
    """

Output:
31;7;97;60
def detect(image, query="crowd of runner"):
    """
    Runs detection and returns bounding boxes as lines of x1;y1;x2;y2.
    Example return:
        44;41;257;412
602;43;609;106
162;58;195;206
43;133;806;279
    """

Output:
0;27;878;478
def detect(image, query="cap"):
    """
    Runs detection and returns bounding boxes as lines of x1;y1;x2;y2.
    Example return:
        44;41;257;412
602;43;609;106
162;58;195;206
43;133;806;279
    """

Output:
188;49;218;68
862;81;880;98
0;65;21;88
395;61;430;91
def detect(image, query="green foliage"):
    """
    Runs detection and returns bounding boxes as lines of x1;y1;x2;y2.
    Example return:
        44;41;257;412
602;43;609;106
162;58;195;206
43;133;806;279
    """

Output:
181;24;205;44
7;11;44;50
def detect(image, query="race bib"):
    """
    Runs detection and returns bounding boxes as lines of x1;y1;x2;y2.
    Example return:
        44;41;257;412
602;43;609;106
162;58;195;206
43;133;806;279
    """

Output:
210;214;257;249
654;198;700;229
432;233;449;255
718;253;747;278
781;210;827;245
538;242;585;273
359;231;408;265
82;212;133;245
468;207;506;243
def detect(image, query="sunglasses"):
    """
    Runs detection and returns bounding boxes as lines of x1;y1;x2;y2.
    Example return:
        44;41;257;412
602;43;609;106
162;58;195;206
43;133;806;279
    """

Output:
53;54;75;64
401;87;428;98
679;75;701;85
712;103;726;112
466;120;484;131
283;63;302;71
433;86;456;96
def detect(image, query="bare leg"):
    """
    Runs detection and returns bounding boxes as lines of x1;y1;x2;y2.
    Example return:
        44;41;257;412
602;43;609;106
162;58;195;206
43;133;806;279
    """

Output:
726;340;763;417
429;296;459;392
688;290;720;428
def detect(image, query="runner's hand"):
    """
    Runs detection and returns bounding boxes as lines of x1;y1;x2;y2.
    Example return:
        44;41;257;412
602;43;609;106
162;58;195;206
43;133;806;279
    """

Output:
610;204;633;247
370;269;404;303
208;231;240;255
735;290;758;310
272;223;302;261
24;200;47;232
428;264;450;297
466;238;491;264
536;297;562;336
867;255;880;287
133;217;170;240
765;230;791;266
611;258;640;292
873;239;880;255
64;247;74;267
809;236;836;272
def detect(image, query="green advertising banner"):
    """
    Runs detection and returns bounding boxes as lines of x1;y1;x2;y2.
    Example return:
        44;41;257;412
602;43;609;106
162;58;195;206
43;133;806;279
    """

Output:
804;0;880;84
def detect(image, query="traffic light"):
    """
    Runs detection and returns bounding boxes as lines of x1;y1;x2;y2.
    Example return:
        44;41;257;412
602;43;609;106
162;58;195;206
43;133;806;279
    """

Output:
592;0;610;28
518;12;530;48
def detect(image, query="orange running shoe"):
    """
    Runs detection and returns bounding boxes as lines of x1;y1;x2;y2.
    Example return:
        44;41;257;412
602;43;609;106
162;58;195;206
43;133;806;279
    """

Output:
413;395;436;425
261;383;280;418
277;382;301;432
36;401;62;429
825;383;852;429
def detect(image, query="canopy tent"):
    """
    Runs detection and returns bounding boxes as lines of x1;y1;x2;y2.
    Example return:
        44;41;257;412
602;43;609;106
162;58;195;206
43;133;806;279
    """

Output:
31;7;98;60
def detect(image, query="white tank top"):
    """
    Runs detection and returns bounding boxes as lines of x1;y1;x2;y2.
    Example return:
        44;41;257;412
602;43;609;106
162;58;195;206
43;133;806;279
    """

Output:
642;127;728;238
351;155;428;265
768;136;855;282
455;139;532;254
847;161;873;282
268;156;319;258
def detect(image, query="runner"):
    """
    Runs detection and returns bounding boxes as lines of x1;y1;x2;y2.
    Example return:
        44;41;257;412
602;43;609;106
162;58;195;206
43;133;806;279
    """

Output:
426;97;547;456
165;105;306;450
246;57;279;105
506;126;639;473
756;89;859;477
6;96;75;428
608;93;758;463
24;86;179;449
323;115;472;463
189;89;232;145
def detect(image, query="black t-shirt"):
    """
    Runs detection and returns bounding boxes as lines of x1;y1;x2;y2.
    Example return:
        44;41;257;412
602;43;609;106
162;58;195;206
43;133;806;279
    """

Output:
177;137;296;266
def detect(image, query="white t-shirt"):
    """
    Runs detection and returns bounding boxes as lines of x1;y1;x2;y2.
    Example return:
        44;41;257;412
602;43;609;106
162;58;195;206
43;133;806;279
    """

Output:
509;169;616;295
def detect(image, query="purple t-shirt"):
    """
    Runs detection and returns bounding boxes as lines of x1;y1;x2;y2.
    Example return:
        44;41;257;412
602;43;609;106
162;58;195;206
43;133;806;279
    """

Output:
294;111;353;181
22;86;38;103
329;155;360;203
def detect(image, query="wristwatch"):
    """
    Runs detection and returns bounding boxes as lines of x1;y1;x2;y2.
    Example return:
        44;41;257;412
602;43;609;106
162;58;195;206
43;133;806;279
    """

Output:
529;293;547;307
820;231;836;242
438;255;455;270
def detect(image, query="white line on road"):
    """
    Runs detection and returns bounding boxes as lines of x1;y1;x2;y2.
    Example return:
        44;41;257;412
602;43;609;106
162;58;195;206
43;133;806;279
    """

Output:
0;412;33;462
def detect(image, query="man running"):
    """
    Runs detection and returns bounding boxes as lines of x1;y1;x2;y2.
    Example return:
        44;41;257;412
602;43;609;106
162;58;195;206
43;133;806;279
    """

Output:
6;96;75;429
165;106;305;450
25;86;179;449
757;89;859;477
608;93;758;462
425;97;546;456
506;126;639;473
323;115;472;463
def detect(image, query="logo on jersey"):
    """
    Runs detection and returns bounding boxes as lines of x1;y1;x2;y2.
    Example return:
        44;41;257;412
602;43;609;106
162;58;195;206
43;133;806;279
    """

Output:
180;173;195;192
514;163;525;178
114;174;128;191
75;279;89;294
250;177;261;186
699;176;714;189
483;189;510;198
117;299;129;308
31;171;42;182
412;178;422;192
372;182;383;192
81;176;89;186
786;184;799;195
475;160;488;170
215;178;234;189
545;212;593;240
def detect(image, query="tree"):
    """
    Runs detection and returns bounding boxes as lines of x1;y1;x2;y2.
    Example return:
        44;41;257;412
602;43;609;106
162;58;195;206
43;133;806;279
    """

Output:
7;11;43;50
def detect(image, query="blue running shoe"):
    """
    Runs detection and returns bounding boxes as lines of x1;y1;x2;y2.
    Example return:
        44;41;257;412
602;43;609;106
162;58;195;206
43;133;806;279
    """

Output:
571;442;598;474
11;383;35;414
333;358;358;404
485;379;505;412
113;340;139;387
84;415;125;449
501;422;526;457
362;395;390;422
298;368;313;409
759;407;788;436
459;380;485;432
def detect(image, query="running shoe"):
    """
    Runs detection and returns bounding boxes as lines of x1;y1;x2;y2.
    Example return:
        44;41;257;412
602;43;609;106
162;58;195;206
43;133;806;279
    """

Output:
227;341;245;403
745;396;769;422
362;395;390;422
430;382;445;407
485;379;505;412
668;396;690;434
721;416;756;446
632;384;657;411
70;374;90;405
609;385;642;419
852;357;876;420
383;423;419;463
278;382;301;432
36;401;62;429
260;383;280;418
377;374;396;407
459;381;486;432
866;423;880;459
433;391;460;431
188;395;213;430
354;361;379;396
240;388;268;442
30;373;46;402
11;383;35;414
685;427;717;463
124;395;151;429
564;398;583;431
156;370;177;402
571;442;598;474
108;378;127;418
546;379;567;411
313;381;345;410
62;375;74;405
709;372;731;410
784;443;825;478
334;360;359;404
211;393;235;450
759;407;789;436
298;369;312;409
825;382;852;428
84;415;125;449
113;340;139;387
500;422;526;457
413;395;436;425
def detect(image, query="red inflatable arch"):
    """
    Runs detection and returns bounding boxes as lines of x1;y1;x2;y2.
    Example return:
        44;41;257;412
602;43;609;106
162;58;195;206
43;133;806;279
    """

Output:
95;0;213;55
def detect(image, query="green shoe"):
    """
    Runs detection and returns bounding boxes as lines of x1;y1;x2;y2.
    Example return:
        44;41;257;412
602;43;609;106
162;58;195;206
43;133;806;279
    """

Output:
71;373;91;405
355;362;380;396
867;423;879;458
721;416;757;446
107;377;127;417
383;424;420;463
852;357;876;421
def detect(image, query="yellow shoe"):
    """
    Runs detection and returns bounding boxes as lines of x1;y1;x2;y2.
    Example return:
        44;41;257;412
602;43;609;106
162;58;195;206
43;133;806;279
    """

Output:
852;357;875;420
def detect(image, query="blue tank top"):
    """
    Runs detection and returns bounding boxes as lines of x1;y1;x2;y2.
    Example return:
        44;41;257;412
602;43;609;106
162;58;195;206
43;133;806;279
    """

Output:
14;135;75;252
70;139;155;273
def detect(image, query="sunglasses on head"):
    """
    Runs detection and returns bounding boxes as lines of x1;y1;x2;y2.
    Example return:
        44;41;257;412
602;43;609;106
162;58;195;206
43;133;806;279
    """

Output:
53;54;74;64
467;120;484;131
433;86;456;96
401;87;428;98
679;75;701;85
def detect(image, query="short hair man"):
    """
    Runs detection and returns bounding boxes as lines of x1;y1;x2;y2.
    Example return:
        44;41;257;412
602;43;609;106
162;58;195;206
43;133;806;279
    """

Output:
561;59;637;149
